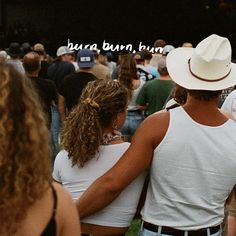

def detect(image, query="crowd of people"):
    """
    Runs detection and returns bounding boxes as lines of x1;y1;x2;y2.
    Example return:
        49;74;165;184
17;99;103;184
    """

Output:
1;34;236;236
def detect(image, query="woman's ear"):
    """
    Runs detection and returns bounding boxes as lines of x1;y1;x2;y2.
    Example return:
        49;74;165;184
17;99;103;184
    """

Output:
115;111;127;130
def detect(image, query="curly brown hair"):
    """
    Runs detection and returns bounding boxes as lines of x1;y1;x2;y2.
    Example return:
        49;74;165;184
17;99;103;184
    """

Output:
0;63;52;234
61;79;128;167
118;54;138;99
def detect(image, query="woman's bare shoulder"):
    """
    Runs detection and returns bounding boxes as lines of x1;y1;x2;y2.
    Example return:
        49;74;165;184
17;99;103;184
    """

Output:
52;182;81;236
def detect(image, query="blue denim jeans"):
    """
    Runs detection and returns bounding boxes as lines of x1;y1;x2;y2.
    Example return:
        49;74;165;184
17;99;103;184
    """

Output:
50;105;61;158
120;111;144;138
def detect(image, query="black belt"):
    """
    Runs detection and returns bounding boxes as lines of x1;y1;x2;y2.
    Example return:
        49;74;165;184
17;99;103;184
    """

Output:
82;234;125;236
143;221;220;236
128;110;142;113
128;110;143;116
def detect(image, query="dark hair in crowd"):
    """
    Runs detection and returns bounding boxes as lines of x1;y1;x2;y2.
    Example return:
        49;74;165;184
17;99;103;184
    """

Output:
158;67;169;76
172;85;188;105
154;39;166;48
187;90;222;101
142;49;153;60
22;52;41;73
118;54;138;99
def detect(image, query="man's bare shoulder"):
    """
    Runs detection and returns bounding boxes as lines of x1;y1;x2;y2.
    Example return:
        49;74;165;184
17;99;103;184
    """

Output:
143;110;170;127
134;110;170;148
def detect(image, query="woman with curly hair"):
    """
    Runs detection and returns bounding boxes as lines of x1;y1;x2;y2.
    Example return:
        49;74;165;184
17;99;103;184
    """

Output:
117;54;145;141
0;63;80;236
53;79;146;236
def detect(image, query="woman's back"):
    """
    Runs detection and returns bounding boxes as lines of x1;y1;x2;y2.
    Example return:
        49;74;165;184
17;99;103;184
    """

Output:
53;143;145;228
13;183;80;236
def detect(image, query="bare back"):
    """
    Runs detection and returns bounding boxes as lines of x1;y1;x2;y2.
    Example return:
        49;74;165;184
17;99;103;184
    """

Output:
13;183;80;236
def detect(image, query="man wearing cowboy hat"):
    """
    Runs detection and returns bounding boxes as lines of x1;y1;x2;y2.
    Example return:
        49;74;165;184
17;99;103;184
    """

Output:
76;34;236;236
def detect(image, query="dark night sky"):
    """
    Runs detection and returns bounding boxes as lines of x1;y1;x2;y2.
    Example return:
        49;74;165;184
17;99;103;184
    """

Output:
1;0;236;57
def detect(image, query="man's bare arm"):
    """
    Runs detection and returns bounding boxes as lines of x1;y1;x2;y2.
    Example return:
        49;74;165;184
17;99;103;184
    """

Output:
76;112;169;218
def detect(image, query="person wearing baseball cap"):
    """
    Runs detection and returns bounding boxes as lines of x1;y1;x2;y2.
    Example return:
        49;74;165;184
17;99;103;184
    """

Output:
57;46;79;71
56;46;74;58
76;34;236;236
47;46;76;157
58;48;97;122
76;48;95;68
162;44;175;56
47;46;75;89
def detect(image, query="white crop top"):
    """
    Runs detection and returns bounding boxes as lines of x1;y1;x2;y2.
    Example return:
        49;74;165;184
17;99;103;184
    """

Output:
53;142;146;227
141;106;236;230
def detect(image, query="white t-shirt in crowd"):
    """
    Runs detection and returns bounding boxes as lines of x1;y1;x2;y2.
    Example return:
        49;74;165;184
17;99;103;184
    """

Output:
53;142;146;227
221;90;236;119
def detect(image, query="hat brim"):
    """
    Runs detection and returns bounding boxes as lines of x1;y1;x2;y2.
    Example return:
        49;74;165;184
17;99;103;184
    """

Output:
166;48;236;90
57;50;75;57
78;62;95;68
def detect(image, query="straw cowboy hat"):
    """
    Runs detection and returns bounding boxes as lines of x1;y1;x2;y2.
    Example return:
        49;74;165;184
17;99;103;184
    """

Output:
166;34;236;90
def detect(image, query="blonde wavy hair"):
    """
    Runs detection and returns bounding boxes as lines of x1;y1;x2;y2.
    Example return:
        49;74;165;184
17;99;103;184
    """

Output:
61;79;128;167
0;63;52;234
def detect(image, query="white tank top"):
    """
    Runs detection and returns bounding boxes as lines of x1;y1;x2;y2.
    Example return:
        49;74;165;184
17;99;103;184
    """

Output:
141;106;236;230
128;79;145;111
53;142;146;227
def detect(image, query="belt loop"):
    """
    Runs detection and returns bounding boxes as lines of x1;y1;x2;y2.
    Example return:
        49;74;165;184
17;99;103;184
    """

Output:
141;220;144;230
207;228;210;236
184;231;188;236
157;226;162;234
